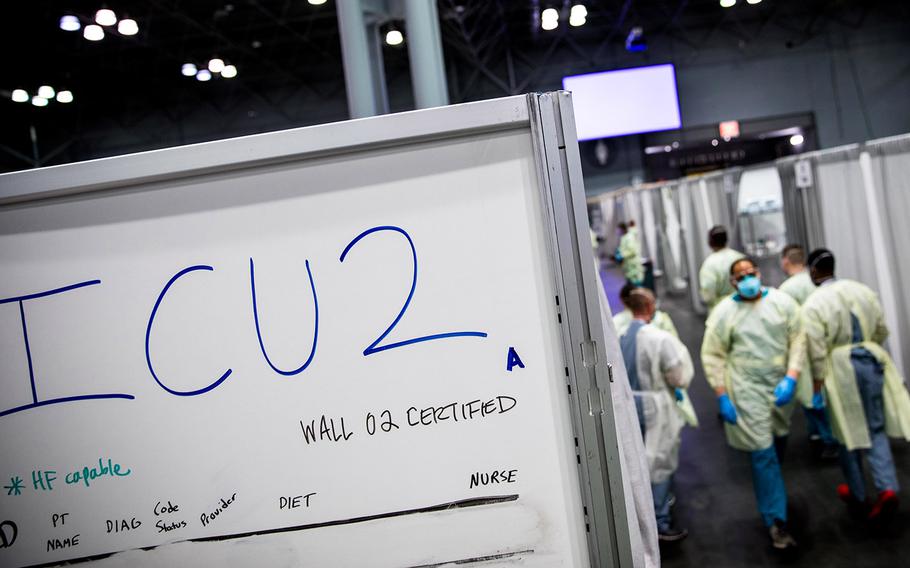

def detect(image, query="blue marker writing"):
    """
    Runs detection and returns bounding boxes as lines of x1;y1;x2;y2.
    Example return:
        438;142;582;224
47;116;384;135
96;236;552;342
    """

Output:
0;280;134;418
145;266;232;396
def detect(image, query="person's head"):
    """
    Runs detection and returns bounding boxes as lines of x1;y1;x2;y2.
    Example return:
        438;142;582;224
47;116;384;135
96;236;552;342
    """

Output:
619;282;637;309
708;225;728;251
807;248;836;285
618;222;628;234
626;288;656;321
730;257;762;301
780;244;806;276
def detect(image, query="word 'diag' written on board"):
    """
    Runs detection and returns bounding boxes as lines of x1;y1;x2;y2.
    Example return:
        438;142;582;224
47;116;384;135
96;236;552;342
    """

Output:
0;225;503;419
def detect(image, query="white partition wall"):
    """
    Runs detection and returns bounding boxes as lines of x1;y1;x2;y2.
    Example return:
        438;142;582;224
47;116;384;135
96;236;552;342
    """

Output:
866;137;910;379
588;132;910;365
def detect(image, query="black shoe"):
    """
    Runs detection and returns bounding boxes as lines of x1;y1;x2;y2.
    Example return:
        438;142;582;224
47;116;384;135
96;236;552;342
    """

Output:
820;445;840;461
658;527;688;542
769;520;797;550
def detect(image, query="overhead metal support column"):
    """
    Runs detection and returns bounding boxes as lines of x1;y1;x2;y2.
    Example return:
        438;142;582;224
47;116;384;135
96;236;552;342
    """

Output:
365;21;391;115
403;0;449;109
337;0;385;118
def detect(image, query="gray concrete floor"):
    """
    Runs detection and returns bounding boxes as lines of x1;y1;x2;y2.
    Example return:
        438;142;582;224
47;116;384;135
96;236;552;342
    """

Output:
599;266;910;567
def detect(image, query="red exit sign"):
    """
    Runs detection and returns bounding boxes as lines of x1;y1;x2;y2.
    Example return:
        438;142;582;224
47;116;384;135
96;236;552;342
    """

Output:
719;120;740;138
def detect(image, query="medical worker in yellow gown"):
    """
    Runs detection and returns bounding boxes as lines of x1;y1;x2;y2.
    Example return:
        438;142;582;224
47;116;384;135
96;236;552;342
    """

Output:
701;256;803;550
698;225;744;313
802;248;910;521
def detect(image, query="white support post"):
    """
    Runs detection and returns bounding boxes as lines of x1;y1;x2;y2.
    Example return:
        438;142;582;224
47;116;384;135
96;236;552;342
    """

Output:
858;151;905;377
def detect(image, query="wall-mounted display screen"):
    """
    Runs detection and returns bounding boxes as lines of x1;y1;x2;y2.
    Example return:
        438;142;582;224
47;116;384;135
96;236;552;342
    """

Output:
563;63;682;140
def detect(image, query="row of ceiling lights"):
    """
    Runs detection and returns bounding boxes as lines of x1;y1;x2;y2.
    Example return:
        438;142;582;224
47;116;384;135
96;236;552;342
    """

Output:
8;2;337;107
60;9;139;41
20;0;765;109
182;59;238;81
541;5;587;30
11;86;74;107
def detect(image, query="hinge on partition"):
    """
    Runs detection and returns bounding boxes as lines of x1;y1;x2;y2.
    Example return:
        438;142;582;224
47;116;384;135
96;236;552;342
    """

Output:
580;340;598;368
608;363;614;383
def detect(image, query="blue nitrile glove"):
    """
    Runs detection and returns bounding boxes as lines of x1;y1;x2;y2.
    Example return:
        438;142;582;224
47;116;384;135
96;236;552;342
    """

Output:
718;393;737;425
674;388;684;402
812;391;825;410
614;251;623;262
774;376;798;407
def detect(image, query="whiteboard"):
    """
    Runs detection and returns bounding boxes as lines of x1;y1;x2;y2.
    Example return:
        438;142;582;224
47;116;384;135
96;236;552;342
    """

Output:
0;94;629;567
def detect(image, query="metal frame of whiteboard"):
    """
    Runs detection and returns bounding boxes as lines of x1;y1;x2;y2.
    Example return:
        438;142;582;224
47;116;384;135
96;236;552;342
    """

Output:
528;93;632;568
0;92;631;568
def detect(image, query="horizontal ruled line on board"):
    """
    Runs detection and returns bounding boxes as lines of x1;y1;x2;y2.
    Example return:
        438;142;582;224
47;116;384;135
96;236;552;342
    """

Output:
407;548;535;567
192;493;520;543
23;494;520;568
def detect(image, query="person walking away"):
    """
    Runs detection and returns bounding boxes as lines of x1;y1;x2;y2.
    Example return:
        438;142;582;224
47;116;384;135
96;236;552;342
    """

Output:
779;244;815;304
614;283;679;338
779;244;837;459
701;257;803;550
698;225;744;313
802;248;910;521
615;221;645;286
620;288;695;542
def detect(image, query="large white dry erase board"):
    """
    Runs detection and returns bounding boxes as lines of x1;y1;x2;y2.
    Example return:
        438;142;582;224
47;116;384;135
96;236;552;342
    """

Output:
0;93;630;568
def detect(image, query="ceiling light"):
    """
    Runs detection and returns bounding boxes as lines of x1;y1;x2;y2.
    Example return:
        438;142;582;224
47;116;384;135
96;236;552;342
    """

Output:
118;18;138;36
747;0;762;3
569;6;587;27
208;58;225;73
32;96;48;107
95;9;117;26
385;29;404;46
11;89;29;103
60;15;81;31
542;8;559;30
56;90;74;103
196;69;212;82
84;24;104;41
181;63;197;76
38;86;55;99
308;0;327;4
720;0;736;7
789;134;804;146
221;65;238;78
625;27;647;52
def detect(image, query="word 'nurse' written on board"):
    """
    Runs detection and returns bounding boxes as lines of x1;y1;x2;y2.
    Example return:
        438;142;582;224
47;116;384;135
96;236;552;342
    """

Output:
1;225;495;419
